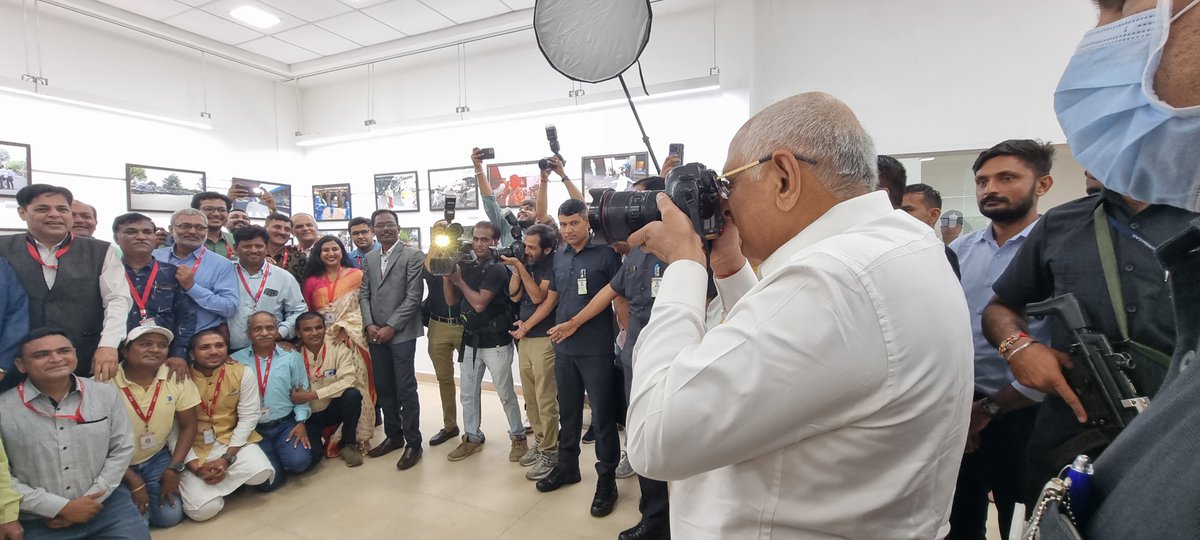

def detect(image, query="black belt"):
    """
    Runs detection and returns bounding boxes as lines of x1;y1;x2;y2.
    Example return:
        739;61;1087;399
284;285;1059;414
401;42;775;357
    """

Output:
430;315;461;325
258;412;296;429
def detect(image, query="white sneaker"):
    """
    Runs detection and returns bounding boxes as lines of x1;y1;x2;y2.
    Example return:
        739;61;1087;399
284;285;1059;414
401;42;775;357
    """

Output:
518;446;541;467
526;452;558;481
615;451;635;479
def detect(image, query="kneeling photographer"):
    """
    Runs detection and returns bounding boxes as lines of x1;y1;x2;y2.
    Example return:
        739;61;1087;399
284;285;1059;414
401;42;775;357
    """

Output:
442;221;528;463
611;92;974;538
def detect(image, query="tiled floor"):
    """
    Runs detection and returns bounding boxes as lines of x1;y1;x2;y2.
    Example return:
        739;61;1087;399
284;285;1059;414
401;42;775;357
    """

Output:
156;382;643;540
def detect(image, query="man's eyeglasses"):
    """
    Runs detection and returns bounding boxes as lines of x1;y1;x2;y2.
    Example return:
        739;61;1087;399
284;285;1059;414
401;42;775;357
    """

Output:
716;153;817;199
199;207;228;214
172;224;207;232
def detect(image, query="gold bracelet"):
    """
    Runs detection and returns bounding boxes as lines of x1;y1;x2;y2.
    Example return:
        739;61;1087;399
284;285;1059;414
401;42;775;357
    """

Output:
1004;341;1036;362
130;484;146;494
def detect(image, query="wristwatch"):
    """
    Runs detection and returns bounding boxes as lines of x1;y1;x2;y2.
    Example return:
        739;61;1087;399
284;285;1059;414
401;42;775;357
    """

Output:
219;452;238;466
979;397;1002;418
167;461;186;473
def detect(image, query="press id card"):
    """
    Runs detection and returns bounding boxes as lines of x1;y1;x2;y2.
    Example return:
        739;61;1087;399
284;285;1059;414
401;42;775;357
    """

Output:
203;428;216;445
139;433;156;450
577;269;588;295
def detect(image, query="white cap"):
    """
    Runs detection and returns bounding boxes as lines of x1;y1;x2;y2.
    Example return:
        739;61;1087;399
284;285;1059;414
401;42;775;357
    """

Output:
125;325;174;344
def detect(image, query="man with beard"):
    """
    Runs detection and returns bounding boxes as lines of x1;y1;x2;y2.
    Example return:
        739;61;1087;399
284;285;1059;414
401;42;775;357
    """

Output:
71;200;98;238
290;214;320;257
226;210;251;233
153;209;239;338
264;213;307;284
347;217;379;270
191;192;236;260
946;139;1055;540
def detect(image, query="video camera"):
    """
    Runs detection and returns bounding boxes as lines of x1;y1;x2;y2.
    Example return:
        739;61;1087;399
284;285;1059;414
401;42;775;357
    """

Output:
428;196;478;276
588;162;724;244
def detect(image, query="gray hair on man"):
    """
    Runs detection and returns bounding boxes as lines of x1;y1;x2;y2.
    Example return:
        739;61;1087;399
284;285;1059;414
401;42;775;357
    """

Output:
169;207;206;224
733;92;878;200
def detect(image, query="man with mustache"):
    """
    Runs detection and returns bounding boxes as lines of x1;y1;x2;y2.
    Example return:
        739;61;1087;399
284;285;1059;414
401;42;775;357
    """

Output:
290;214;320;257
946;139;1055;540
226;209;251;234
153;209;238;340
71;200;98;238
264;213;307;285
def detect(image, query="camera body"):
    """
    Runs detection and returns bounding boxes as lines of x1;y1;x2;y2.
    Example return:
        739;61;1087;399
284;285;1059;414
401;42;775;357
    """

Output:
588;162;724;245
496;241;525;262
428;196;475;276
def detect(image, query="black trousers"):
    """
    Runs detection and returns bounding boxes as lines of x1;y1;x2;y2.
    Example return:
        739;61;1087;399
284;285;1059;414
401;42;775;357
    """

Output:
948;404;1039;540
369;339;422;448
305;388;364;462
557;353;620;478
622;357;670;528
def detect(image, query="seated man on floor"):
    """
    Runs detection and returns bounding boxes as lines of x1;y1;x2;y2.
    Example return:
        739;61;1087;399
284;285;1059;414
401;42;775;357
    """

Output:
0;328;150;539
112;325;200;529
231;312;313;489
179;329;275;522
289;312;374;468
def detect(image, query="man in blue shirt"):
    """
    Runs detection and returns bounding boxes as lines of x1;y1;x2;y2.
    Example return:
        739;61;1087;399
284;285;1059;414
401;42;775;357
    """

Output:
347;217;379;270
153;209;239;338
227;226;307;352
231;311;312;491
114;212;197;378
947;140;1055;540
0;256;29;394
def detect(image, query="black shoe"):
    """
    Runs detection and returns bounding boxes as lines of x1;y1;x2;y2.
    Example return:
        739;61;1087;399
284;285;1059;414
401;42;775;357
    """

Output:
429;427;460;446
582;425;596;444
590;477;618;517
367;438;404;458
619;521;670;540
396;447;423;470
535;466;582;493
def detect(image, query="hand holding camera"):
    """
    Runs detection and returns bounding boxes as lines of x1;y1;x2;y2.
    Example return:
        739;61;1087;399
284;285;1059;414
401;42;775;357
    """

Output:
626;192;707;266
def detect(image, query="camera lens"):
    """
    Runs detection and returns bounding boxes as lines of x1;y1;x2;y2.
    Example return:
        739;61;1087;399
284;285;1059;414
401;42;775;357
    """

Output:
587;188;661;244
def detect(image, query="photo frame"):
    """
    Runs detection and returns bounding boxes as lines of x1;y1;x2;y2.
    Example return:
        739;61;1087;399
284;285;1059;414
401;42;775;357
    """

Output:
0;141;31;197
399;227;421;248
127;164;206;213
232;178;292;217
375;171;420;213
312;183;352;222
427;166;480;211
485;160;543;208
581;152;651;200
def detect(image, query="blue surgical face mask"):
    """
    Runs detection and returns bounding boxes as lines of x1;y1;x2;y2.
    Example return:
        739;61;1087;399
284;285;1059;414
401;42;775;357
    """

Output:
1054;0;1200;211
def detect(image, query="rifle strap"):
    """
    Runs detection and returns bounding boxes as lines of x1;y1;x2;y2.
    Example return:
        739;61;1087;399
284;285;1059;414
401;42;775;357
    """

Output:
1093;204;1172;370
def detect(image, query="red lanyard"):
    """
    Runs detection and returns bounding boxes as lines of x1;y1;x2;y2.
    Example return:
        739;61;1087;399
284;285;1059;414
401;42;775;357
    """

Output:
191;249;206;273
325;269;344;304
303;344;327;379
26;235;73;270
254;350;274;398
237;265;271;307
125;262;160;319
18;380;84;422
197;365;226;419
227;245;234;259
121;381;163;429
280;249;289;268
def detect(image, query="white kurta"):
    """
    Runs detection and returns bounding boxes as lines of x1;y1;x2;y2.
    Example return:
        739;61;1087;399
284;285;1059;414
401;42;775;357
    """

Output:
179;367;275;512
628;191;974;539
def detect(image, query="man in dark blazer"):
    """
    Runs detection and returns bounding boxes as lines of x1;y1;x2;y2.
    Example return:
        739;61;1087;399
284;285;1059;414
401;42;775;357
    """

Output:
359;209;426;470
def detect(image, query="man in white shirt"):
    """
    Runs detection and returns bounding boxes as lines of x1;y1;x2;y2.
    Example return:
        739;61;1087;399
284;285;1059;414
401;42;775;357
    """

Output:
626;92;974;539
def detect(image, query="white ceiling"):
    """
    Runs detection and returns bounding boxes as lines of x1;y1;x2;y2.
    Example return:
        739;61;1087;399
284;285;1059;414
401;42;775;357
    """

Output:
93;0;537;66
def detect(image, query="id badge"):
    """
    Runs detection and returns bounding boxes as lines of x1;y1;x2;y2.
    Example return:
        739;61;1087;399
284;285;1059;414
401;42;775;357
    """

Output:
651;278;661;298
576;269;588;296
260;407;270;419
139;317;156;327
139;433;156;449
203;428;216;445
324;312;336;326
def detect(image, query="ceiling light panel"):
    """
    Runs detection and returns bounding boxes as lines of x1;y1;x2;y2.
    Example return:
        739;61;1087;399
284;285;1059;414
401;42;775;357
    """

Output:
275;24;361;55
200;0;306;34
238;36;323;64
231;6;281;28
163;9;264;44
259;0;353;22
420;0;511;24
317;11;406;46
362;0;456;36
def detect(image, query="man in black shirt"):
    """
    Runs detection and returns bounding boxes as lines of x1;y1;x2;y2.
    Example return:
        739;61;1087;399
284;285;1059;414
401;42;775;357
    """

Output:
503;224;560;480
443;221;528;463
423;222;463;447
535;199;624;519
983;188;1195;501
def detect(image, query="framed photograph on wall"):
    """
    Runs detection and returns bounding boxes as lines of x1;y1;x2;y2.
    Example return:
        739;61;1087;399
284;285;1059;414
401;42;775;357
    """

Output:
427;166;479;212
312;183;352;222
375;171;420;213
581;152;650;200
484;160;543;208
0;141;31;197
232;178;292;217
127;164;206;213
399;227;421;248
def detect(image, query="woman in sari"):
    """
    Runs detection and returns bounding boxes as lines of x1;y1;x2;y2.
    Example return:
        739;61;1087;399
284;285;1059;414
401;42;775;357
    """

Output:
301;235;376;455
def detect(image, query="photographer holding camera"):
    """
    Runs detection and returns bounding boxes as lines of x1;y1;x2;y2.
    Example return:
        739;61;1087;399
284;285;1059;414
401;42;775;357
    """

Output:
623;92;974;538
471;148;582;248
442;221;528;463
500;224;561;481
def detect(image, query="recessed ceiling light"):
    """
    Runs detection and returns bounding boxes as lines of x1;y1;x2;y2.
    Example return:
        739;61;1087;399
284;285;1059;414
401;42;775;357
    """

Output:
920;157;936;162
230;6;280;29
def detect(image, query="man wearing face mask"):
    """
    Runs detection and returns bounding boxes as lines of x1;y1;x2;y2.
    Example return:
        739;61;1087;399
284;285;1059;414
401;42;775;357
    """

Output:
1007;1;1200;537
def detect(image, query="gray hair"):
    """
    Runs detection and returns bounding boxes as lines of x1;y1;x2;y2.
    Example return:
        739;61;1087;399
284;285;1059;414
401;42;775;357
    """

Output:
170;208;206;225
733;92;878;200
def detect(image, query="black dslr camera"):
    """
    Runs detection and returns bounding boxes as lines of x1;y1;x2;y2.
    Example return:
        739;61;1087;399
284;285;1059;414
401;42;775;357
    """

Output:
428;196;476;275
588;162;724;244
538;125;563;171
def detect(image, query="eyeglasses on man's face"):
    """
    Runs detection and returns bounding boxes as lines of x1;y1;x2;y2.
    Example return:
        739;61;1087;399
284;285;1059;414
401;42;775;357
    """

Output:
716;153;817;199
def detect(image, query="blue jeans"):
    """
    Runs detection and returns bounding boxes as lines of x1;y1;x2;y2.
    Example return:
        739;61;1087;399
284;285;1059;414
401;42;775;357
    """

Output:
19;485;150;539
255;415;313;492
128;448;185;528
461;344;524;443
